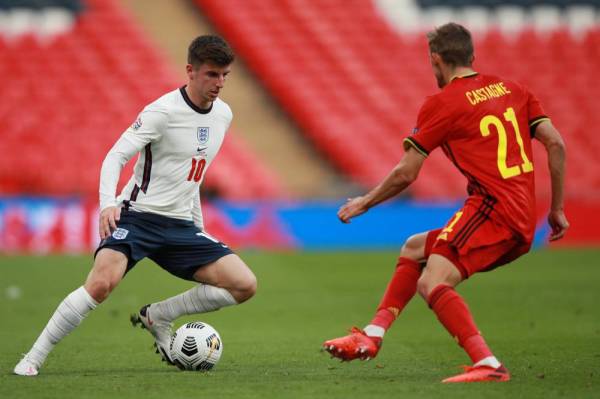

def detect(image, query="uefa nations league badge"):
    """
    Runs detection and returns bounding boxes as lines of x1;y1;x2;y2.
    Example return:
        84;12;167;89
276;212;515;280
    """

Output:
197;127;209;145
131;116;142;131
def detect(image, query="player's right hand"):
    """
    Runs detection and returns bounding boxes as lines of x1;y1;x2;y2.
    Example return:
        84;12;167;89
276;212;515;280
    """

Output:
338;197;368;223
99;206;121;240
547;209;569;241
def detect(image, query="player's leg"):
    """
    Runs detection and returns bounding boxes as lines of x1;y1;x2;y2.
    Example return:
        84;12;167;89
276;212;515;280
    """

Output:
150;254;256;321
364;230;437;337
14;249;128;376
323;230;438;361
417;254;508;382
132;245;256;364
84;248;130;302
192;253;257;302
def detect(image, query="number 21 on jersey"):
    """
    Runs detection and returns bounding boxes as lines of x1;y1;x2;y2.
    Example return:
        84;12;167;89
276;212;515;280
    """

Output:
480;107;533;179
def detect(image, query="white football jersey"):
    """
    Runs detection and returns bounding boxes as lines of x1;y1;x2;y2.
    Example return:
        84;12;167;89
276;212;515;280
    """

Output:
99;86;232;229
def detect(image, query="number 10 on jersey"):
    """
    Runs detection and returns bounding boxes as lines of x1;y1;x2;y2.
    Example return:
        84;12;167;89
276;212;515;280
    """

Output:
187;158;206;182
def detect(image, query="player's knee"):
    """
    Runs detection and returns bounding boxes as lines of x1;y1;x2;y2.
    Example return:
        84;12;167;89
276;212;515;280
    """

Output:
416;275;434;300
86;249;126;302
233;273;257;303
84;278;113;303
400;234;425;261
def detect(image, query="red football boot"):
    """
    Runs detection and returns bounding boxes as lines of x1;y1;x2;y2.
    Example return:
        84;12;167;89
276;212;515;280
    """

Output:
442;364;510;383
322;327;382;361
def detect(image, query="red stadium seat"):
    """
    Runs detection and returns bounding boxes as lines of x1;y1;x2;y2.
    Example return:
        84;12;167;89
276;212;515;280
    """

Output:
193;0;599;201
0;0;285;199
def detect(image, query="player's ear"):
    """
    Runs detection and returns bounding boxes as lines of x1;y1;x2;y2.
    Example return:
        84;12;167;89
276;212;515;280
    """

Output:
186;64;194;79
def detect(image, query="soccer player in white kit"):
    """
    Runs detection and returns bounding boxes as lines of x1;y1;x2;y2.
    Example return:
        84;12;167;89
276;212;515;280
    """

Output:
14;35;257;376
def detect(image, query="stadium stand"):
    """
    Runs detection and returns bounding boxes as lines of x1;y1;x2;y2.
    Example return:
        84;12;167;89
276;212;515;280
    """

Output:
415;0;600;7
194;0;600;201
0;0;286;199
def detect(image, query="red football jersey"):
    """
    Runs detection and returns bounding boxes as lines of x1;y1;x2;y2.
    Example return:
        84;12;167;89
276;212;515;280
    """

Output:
404;73;549;242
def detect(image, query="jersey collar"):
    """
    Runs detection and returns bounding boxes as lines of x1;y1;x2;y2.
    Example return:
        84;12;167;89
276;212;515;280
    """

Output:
449;71;478;83
180;86;213;114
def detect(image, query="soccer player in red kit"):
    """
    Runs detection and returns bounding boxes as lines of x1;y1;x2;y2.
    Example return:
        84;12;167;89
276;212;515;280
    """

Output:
323;23;569;383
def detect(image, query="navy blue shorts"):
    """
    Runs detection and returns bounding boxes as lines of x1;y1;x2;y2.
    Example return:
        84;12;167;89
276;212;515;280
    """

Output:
94;209;234;281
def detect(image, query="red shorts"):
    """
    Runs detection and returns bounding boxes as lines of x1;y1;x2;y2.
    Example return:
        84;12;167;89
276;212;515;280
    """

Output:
423;200;531;279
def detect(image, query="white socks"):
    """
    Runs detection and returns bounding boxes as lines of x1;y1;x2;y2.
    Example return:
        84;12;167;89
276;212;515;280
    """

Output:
21;284;235;369
27;286;98;367
152;284;237;322
363;325;386;338
474;356;501;369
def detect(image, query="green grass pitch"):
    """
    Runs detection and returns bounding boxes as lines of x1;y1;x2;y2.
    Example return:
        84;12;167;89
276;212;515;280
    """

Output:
1;249;599;398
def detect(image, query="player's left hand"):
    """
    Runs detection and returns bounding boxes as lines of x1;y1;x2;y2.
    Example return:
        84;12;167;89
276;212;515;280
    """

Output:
548;208;569;241
338;197;368;223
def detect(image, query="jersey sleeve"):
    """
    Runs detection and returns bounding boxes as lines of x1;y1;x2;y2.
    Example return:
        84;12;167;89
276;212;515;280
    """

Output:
222;102;233;134
98;109;168;211
121;108;168;147
526;90;550;137
403;96;452;157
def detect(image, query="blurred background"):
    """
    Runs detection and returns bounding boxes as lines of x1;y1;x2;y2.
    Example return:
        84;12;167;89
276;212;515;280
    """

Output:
0;0;598;253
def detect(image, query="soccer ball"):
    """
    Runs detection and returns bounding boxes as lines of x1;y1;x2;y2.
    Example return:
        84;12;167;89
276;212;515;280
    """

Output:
169;322;223;371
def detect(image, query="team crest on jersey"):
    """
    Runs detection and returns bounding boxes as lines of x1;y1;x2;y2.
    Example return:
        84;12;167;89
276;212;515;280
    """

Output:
197;127;210;144
411;127;419;135
112;228;129;240
132;117;142;131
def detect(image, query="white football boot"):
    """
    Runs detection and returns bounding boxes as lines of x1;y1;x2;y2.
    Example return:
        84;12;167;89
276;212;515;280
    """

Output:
14;355;40;376
131;304;174;365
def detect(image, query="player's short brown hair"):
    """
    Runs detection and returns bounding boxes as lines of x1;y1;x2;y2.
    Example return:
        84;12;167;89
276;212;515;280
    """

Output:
427;23;474;67
187;35;234;67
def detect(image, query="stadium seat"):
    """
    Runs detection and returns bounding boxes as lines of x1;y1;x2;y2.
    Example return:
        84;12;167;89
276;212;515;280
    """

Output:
194;0;599;201
0;0;286;199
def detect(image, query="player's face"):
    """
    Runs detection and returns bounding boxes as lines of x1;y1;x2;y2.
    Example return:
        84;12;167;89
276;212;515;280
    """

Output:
429;52;445;89
187;62;231;107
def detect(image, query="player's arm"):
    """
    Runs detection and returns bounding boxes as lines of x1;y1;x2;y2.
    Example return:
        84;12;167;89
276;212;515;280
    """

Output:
338;147;426;223
98;110;167;239
98;137;143;239
534;120;569;241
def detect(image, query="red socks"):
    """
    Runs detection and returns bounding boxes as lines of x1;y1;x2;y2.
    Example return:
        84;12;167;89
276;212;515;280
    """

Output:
371;309;396;330
367;258;494;365
427;284;493;364
370;257;422;330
